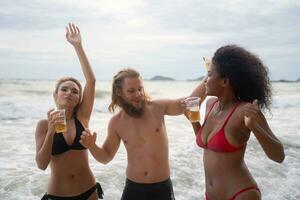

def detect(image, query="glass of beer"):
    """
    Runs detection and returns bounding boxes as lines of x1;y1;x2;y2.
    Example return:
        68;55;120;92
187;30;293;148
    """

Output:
203;57;211;71
54;109;67;133
186;97;201;122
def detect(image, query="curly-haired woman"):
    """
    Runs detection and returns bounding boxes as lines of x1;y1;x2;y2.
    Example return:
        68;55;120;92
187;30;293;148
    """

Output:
186;45;285;200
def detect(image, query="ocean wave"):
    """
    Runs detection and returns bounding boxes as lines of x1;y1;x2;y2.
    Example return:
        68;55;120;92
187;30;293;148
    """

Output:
94;108;105;113
0;117;24;121
0;80;30;86
19;89;111;98
21;90;51;95
95;90;111;98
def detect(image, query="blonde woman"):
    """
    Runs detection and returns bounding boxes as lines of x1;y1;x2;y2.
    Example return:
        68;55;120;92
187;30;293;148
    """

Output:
35;23;103;200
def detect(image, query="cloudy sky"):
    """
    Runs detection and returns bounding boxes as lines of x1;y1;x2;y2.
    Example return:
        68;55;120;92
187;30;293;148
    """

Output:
0;0;299;80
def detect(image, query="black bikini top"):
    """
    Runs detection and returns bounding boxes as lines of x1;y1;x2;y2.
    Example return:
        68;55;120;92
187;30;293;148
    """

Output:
52;116;86;155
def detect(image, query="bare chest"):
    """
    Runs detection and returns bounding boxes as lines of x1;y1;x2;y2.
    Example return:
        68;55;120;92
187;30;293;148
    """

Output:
116;112;167;147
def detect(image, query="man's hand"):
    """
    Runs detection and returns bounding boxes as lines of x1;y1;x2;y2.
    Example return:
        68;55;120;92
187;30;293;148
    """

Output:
80;128;97;149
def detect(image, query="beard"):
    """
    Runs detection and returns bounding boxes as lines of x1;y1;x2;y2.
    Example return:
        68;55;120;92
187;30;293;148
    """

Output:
119;97;146;118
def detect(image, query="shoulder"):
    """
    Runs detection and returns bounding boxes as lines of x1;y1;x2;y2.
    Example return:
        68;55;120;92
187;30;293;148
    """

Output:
145;100;166;114
235;101;248;116
205;97;218;110
230;101;251;142
35;119;48;136
108;111;123;126
107;111;123;136
231;101;250;132
37;119;48;128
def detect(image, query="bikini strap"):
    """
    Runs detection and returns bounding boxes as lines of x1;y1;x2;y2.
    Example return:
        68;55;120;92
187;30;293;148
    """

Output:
41;194;48;200
96;182;104;199
203;100;219;124
222;102;240;128
230;186;260;200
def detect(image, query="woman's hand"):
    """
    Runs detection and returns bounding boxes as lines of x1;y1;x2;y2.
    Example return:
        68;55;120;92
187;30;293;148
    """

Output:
244;99;263;130
80;128;97;149
47;109;64;133
244;99;285;163
66;23;82;47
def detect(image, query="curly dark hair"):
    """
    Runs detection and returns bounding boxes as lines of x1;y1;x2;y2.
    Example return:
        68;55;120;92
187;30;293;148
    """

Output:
212;45;272;110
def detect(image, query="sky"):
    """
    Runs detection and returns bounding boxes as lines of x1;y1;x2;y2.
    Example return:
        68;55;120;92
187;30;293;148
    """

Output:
0;0;299;81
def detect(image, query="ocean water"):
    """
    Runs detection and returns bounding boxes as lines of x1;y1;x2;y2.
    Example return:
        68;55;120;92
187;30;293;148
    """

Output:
0;79;299;200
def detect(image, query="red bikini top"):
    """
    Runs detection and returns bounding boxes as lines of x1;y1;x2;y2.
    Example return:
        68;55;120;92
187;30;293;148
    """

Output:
196;100;245;153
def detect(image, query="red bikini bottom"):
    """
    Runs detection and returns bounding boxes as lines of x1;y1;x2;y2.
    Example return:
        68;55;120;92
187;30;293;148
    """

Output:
205;186;260;200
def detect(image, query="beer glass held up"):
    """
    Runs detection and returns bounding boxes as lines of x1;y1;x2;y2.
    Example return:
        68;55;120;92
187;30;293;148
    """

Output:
54;109;67;133
186;97;201;122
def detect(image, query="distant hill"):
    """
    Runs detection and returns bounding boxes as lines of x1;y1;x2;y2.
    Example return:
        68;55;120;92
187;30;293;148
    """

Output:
146;76;300;82
149;75;175;81
272;79;300;83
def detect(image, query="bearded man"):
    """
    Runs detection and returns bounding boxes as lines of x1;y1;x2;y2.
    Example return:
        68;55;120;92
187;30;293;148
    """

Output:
80;68;205;200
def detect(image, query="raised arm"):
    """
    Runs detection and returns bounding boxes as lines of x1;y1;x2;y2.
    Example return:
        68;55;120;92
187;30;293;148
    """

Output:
244;100;285;163
190;79;206;102
154;98;185;116
181;80;207;134
80;116;121;164
66;23;96;121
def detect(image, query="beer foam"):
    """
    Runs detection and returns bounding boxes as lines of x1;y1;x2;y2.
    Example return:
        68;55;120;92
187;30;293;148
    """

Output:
188;106;199;111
